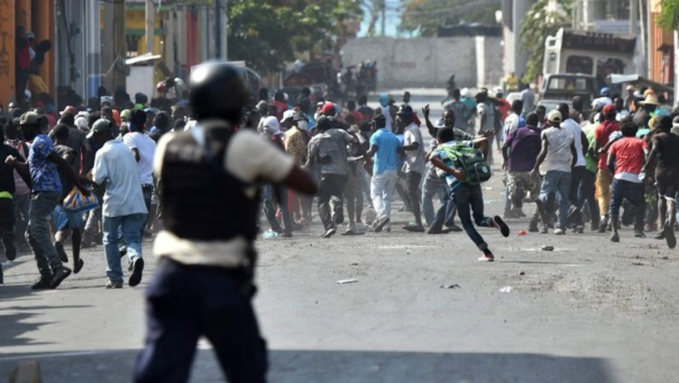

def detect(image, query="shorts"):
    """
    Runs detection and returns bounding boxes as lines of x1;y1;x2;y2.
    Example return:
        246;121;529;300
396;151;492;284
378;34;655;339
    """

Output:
656;171;679;201
52;204;85;231
508;171;541;201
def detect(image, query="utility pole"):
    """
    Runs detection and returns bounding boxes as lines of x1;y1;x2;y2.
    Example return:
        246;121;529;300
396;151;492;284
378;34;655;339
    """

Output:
380;0;386;36
146;0;155;54
215;0;227;60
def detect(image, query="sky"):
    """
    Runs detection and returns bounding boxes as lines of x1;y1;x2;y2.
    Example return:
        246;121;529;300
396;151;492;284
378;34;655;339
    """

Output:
357;0;403;37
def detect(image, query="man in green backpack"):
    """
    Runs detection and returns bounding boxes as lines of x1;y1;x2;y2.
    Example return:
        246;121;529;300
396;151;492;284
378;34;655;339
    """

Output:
429;127;510;262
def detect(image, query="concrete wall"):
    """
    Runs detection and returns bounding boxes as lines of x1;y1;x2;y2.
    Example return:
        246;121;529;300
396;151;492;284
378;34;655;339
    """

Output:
341;36;502;89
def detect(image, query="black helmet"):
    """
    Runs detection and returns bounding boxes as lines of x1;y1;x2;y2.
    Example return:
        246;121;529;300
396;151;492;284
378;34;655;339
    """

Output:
190;62;249;123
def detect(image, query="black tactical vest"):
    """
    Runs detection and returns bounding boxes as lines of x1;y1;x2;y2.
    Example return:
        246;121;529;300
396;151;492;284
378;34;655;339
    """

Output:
159;126;259;244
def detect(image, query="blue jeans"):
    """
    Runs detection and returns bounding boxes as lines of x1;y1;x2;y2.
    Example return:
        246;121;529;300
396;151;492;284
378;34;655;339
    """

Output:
452;183;493;250
539;171;572;230
28;191;63;278
262;184;293;232
422;177;447;227
103;214;146;283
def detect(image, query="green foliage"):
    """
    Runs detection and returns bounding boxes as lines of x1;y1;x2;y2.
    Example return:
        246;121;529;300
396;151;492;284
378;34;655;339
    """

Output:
400;0;501;37
657;0;679;31
226;0;362;74
520;0;572;83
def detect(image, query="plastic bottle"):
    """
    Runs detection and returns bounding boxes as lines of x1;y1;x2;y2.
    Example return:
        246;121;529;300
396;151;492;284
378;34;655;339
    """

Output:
262;231;279;240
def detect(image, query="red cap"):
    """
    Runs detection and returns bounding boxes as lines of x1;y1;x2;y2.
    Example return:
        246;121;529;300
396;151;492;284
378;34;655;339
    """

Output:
320;102;335;115
602;104;616;115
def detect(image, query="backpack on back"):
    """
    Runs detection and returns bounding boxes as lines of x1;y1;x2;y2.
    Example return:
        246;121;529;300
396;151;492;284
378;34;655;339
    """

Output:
439;144;491;185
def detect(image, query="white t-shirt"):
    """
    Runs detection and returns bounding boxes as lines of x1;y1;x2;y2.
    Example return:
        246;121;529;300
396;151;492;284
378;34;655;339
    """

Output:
92;140;148;217
540;127;574;174
403;123;426;174
561;118;585;167
123;131;157;185
153;127;295;268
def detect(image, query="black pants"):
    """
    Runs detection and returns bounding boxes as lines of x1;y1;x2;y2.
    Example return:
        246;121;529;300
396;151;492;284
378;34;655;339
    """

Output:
318;174;347;231
577;169;599;226
406;171;423;225
569;166;585;207
134;258;267;383
0;199;16;284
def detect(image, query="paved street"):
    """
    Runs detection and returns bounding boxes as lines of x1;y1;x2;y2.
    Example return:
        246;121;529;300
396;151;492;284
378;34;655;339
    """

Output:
1;90;679;382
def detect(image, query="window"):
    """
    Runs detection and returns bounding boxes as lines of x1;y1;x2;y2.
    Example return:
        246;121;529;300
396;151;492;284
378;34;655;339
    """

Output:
566;56;593;75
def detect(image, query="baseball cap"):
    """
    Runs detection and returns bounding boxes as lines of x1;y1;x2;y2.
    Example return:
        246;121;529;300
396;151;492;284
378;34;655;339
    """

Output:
293;110;306;122
672;115;679;129
282;109;295;122
602;104;616;115
19;111;43;126
600;87;610;96
320;102;335;115
86;118;113;139
547;110;562;123
60;105;76;116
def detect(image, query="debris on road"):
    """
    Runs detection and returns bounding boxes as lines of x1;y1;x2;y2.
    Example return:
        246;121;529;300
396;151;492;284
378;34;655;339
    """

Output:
440;284;461;289
541;245;555;251
337;279;358;285
518;230;527;236
519;271;526;276
499;286;513;293
632;262;644;266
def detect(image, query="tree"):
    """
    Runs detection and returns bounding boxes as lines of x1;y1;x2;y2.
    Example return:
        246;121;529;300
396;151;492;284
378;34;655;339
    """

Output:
226;0;362;74
657;0;679;31
400;0;501;37
520;0;572;83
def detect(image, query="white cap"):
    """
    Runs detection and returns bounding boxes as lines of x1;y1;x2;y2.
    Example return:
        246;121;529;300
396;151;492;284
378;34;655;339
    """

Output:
282;109;295;122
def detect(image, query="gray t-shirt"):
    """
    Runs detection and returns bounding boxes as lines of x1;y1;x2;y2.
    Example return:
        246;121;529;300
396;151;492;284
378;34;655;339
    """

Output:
521;89;535;114
308;130;350;176
403;123;426;174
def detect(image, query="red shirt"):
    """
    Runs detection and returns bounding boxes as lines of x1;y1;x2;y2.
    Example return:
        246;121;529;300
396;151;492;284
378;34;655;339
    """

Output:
594;120;620;169
272;101;288;120
608;137;646;176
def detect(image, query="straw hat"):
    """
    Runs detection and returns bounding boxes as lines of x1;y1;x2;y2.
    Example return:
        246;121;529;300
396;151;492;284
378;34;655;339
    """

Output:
639;94;659;106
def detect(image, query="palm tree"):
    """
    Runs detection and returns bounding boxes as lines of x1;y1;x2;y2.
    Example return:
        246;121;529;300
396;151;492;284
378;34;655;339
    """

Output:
520;0;572;84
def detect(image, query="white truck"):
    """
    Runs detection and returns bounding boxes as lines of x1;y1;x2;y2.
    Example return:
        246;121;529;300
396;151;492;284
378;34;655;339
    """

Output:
543;28;637;85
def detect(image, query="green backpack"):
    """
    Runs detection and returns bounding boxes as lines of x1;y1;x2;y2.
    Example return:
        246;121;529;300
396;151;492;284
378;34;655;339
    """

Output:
439;143;491;185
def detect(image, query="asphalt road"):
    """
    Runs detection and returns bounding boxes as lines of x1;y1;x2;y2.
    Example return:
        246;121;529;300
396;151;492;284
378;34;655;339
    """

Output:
1;89;678;382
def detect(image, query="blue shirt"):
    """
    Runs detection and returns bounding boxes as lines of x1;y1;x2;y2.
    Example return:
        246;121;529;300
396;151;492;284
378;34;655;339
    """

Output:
29;134;62;193
370;128;401;175
435;139;475;190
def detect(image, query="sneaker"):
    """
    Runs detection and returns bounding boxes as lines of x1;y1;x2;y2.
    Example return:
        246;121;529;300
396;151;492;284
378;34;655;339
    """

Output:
665;222;676;249
598;218;608;233
540;226;549;234
106;280;123;289
322;228;336;238
478;253;495;262
374;218;390;233
610;233;620;243
55;242;68;263
403;225;425;233
31;277;53;290
342;227;356;236
128;257;145;287
355;222;368;233
4;240;16;261
554;228;566;236
73;258;85;274
576;226;585;234
492;216;510;237
50;266;72;289
446;224;463;232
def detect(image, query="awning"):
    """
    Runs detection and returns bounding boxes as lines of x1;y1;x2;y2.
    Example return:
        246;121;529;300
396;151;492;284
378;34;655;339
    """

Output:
608;74;674;94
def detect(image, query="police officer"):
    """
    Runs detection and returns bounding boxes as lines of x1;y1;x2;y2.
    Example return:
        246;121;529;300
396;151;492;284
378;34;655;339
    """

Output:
134;62;318;383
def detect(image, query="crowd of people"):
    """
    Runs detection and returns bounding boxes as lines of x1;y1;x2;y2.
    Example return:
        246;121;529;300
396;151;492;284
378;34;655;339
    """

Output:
1;73;679;288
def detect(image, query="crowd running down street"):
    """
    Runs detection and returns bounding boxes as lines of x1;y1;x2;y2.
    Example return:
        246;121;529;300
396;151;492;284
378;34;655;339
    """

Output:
1;60;679;381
